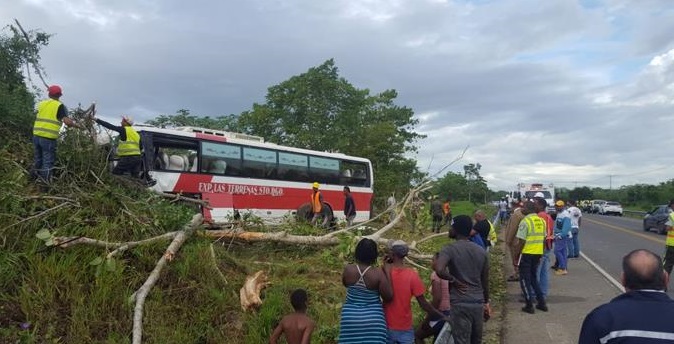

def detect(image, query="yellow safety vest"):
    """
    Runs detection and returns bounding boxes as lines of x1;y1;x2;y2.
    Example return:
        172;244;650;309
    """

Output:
522;215;545;255
116;126;141;157
667;213;674;247
311;191;322;213
33;99;62;139
488;220;497;244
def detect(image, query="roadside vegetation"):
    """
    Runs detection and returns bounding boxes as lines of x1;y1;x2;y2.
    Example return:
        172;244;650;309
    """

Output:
1;21;508;343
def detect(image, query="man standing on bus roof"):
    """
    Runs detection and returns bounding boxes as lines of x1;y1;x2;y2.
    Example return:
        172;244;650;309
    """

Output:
92;115;143;179
31;85;82;187
343;186;356;227
310;182;327;227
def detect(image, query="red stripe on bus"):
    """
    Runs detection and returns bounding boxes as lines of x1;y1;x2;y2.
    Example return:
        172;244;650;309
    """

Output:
170;173;372;212
195;133;227;142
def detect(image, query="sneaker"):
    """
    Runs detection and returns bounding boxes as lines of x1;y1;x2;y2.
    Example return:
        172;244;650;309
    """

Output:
521;305;535;314
536;304;548;312
554;269;568;275
507;275;520;282
550;265;559;270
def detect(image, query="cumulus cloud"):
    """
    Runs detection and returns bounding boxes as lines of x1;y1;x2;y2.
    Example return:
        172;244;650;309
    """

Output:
3;0;674;190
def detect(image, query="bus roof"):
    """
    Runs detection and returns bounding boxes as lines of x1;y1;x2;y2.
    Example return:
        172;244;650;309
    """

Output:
137;125;372;164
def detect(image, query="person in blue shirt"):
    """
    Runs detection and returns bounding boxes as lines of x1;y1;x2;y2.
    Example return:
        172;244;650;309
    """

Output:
553;200;571;275
579;249;674;344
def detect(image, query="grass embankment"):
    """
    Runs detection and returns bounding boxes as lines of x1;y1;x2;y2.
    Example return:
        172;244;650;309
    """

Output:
0;131;505;343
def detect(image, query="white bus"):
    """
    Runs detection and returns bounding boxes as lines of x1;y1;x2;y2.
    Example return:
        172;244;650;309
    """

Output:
133;126;373;224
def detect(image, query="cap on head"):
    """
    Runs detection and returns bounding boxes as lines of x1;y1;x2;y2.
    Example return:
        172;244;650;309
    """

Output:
555;200;565;207
122;115;134;126
451;215;473;237
48;85;62;97
534;192;545;198
312;182;320;189
388;239;409;258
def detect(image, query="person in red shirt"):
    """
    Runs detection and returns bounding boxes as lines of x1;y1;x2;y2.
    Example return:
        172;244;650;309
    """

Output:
383;240;445;344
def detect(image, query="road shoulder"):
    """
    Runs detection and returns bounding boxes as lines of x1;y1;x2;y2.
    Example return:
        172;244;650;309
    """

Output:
503;253;621;344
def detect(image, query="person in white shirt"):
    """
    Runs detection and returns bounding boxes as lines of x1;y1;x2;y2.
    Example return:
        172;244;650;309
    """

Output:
566;200;582;259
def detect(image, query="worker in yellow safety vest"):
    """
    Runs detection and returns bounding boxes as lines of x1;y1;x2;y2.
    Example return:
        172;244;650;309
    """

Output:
514;200;548;314
310;182;326;227
31;85;81;186
92;115;143;178
663;200;674;274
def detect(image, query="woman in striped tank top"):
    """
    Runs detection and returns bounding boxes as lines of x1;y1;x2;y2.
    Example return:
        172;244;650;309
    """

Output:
338;238;393;343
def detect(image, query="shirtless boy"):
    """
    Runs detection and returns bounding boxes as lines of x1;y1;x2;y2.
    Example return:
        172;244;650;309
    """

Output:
270;289;315;344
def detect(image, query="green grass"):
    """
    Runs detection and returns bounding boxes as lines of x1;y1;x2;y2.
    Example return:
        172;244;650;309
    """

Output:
0;132;505;343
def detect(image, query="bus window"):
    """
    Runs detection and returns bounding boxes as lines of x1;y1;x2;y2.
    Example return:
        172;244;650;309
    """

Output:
341;161;370;187
151;137;198;172
201;142;242;176
278;152;309;182
309;156;340;184
242;147;277;179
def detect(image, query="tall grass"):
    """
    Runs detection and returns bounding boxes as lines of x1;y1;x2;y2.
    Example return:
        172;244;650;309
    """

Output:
0;129;504;343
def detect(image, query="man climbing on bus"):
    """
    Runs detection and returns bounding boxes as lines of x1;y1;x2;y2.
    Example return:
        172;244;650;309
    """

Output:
310;182;327;227
92;115;148;182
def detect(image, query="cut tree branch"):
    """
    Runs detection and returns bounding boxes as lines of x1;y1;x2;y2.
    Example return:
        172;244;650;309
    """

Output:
131;214;203;344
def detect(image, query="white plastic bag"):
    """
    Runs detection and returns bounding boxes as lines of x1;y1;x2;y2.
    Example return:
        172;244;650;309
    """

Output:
434;322;454;344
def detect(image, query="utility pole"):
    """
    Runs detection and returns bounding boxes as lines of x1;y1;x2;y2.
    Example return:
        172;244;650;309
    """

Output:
609;175;613;191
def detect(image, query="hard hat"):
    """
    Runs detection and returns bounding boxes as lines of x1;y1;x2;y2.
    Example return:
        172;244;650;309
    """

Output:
312;182;320;189
47;85;62;97
122;115;134;125
534;192;545;198
555;200;565;207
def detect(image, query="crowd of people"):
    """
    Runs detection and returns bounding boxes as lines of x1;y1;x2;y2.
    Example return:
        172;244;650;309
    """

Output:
272;211;493;344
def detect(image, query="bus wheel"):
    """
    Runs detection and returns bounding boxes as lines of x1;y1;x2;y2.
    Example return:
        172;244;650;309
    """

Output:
296;202;313;222
321;203;336;230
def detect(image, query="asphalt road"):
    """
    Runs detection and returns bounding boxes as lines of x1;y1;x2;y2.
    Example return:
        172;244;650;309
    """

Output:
580;213;674;296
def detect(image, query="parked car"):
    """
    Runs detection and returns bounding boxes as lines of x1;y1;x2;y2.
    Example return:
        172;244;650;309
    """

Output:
590;200;606;214
643;205;670;235
600;201;623;216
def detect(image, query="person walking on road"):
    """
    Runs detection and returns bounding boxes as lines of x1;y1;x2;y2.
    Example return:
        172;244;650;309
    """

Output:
430;196;444;233
343;186;356;226
553;200;571;275
505;200;525;282
531;197;554;300
566;200;582;258
663;200;674;275
579;249;674;344
514;201;548;314
435;215;491;344
31;85;82;186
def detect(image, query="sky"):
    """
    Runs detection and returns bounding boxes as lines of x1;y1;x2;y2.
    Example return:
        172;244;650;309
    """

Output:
3;0;674;191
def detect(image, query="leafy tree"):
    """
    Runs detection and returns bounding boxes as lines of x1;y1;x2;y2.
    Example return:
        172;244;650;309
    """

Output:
147;109;239;131
0;22;51;135
237;59;425;197
463;163;488;203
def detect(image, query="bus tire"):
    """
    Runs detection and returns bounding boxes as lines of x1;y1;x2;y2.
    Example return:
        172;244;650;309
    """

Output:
296;203;314;222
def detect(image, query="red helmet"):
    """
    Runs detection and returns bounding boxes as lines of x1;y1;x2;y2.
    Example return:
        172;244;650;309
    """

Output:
48;85;62;97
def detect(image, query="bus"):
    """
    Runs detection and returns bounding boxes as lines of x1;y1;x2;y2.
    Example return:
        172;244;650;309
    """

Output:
130;126;373;224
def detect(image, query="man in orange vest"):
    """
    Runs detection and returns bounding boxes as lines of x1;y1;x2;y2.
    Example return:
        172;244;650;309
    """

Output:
31;85;81;186
310;182;326;227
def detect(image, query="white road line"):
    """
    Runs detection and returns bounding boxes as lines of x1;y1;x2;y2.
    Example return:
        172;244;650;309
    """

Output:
580;251;625;293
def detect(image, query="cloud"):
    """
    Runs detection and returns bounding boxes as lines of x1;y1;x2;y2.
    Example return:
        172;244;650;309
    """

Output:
3;0;674;191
